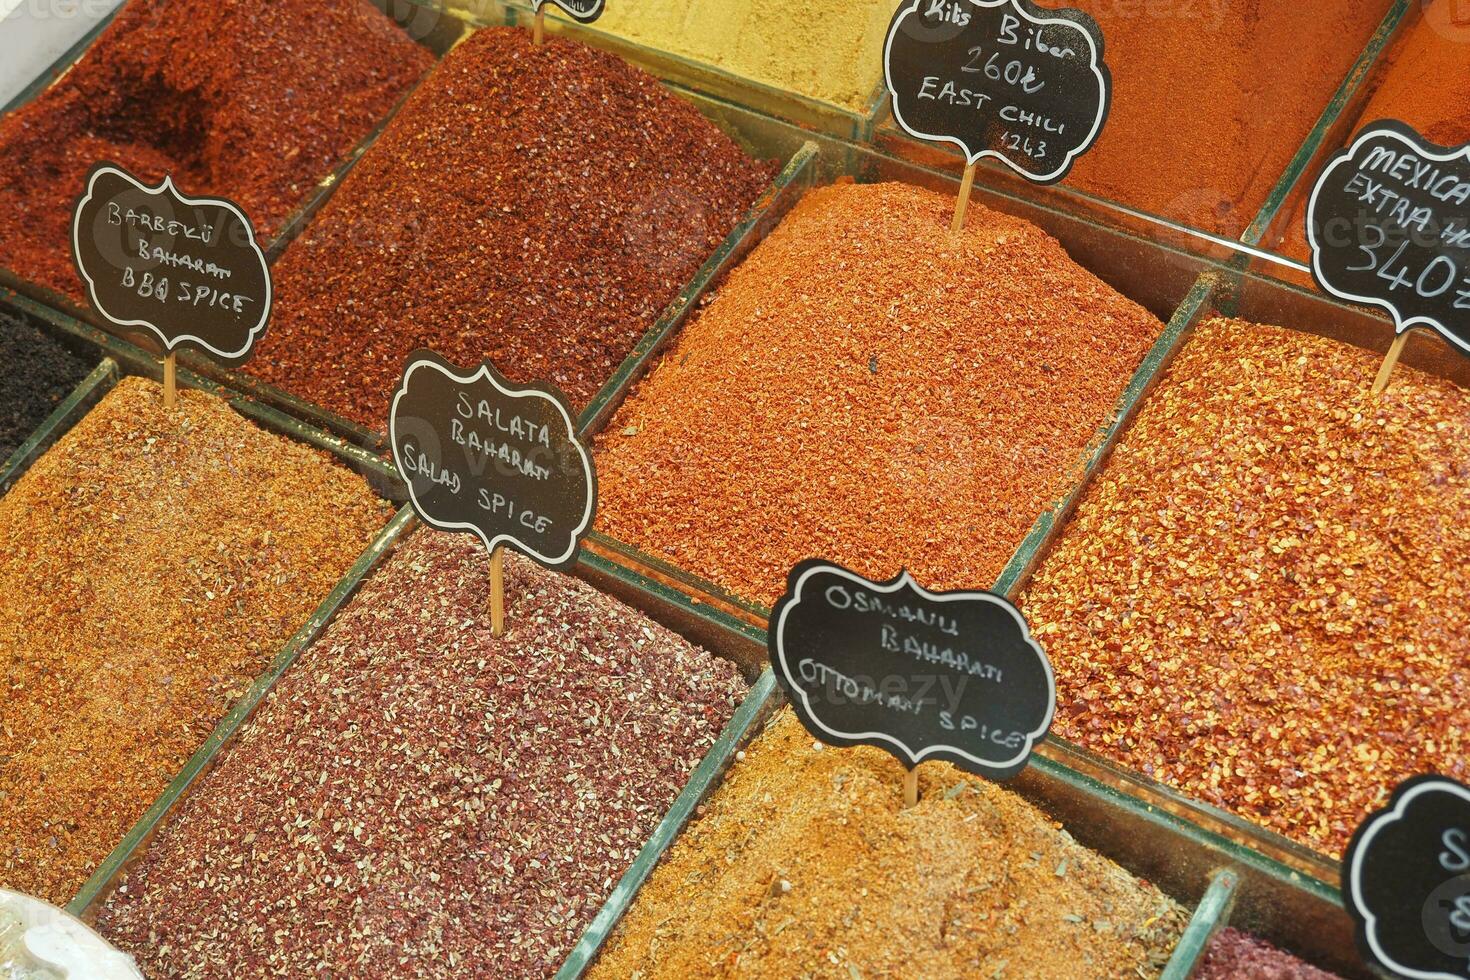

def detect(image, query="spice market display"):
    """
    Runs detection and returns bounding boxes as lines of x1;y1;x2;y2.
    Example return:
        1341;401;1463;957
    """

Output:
0;0;1466;977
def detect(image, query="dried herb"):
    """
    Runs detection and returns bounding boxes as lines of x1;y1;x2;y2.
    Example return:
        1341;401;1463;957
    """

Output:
0;309;93;463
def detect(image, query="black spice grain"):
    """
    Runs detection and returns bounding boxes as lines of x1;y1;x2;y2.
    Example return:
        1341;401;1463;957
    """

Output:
249;27;777;429
97;531;749;978
0;309;93;462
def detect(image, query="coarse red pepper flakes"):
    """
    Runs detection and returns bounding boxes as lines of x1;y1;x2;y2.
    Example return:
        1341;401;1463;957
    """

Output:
247;27;776;429
1022;317;1470;857
594;180;1164;609
96;532;748;978
0;376;391;905
0;0;432;300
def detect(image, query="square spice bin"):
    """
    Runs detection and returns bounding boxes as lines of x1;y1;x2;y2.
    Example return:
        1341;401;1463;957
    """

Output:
408;0;892;142
870;0;1413;261
551;669;1254;980
0;0;456;330
64;526;782;978
0;303;113;495
989;266;1470;978
0;338;407;909
174;16;820;455
567;115;1231;678
1251;0;1470;281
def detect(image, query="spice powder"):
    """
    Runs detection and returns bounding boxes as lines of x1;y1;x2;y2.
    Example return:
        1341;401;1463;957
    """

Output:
248;27;776;429
1022;317;1470;856
96;533;748;978
0;376;391;905
590;708;1188;979
0;0;432;300
594;180;1163;609
1195;928;1344;980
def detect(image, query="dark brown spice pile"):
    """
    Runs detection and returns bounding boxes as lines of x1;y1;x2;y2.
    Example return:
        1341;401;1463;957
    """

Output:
248;27;776;429
1023;318;1470;856
595;180;1163;608
1195;928;1343;980
0;376;391;905
0;0;432;299
0;309;94;462
97;532;748;978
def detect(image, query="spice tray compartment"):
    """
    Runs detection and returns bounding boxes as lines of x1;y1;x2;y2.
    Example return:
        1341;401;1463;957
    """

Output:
405;0;890;142
869;0;1412;259
0;0;466;352
171;28;822;455
551;664;1241;979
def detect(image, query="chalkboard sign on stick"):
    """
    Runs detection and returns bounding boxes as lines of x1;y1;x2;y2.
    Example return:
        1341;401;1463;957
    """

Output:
1306;121;1470;395
1344;775;1470;979
71;163;272;408
769;560;1055;803
884;0;1111;230
531;0;603;44
389;350;596;633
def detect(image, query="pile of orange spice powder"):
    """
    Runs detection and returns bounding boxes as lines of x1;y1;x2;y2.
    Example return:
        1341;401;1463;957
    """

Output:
589;709;1188;978
1022;318;1470;857
594;181;1163;608
0;377;391;904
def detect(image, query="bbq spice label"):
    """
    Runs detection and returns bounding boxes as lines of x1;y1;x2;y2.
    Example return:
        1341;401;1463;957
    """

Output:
884;0;1111;184
1344;775;1470;980
769;561;1055;781
1308;122;1470;356
389;350;596;569
533;0;604;24
71;163;271;365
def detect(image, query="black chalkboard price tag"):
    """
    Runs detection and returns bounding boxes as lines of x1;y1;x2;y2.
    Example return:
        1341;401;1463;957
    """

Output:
884;0;1111;228
1344;775;1470;979
389;349;596;633
1306;121;1470;395
531;0;602;44
769;560;1055;804
71;162;271;407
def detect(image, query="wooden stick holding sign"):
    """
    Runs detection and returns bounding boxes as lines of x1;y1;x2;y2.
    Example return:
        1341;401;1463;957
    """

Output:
1371;331;1411;397
884;0;1111;222
530;0;606;46
390;350;597;636
769;560;1056;811
1306;122;1470;397
71;163;273;412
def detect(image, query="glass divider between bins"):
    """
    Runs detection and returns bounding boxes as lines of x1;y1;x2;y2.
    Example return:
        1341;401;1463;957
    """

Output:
554;671;779;979
1161;870;1240;980
0;357;118;495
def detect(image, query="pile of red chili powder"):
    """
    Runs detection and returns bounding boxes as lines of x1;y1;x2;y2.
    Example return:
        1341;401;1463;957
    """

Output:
96;532;748;978
0;0;432;300
594;180;1163;608
1044;0;1394;236
248;27;776;429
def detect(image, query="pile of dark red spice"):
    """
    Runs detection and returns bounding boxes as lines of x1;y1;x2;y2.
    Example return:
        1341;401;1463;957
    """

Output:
0;0;431;300
1195;928;1343;979
97;532;748;978
248;27;776;429
0;309;94;462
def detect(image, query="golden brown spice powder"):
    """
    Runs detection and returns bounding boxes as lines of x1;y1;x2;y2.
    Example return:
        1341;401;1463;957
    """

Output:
0;377;391;903
594;181;1163;608
1022;318;1470;857
591;709;1188;979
